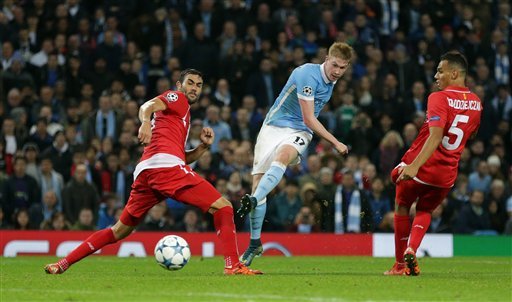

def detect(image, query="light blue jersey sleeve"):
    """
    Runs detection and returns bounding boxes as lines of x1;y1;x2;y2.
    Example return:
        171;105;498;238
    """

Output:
265;63;334;133
295;65;319;102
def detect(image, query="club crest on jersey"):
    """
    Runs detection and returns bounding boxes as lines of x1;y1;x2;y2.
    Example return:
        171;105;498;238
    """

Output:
302;86;313;96
165;92;179;102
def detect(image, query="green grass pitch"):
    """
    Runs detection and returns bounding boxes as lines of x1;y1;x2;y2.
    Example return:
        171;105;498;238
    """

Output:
1;256;511;301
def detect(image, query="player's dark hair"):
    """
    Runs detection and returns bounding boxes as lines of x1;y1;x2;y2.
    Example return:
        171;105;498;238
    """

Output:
440;51;468;74
179;68;203;83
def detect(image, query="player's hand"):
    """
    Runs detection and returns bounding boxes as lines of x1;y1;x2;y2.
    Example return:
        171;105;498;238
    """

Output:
138;121;152;145
397;165;419;182
334;142;349;155
200;127;214;147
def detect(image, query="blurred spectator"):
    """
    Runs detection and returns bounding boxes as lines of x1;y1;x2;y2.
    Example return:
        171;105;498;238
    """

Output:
22;143;39;181
374;130;404;176
137;201;174;231
367;177;393;232
30;190;61;229
2;118;21;162
334;92;358;140
203;104;231;153
246;58;279;110
290;206;319;233
2;156;40;225
491;84;512;122
454;190;493;234
38;157;64;203
13;208;31;230
428;202;452;233
29;118;53;152
487;179;508;234
97;194;120;230
41;131;72;182
298;154;322;188
468;160;492;194
267;179;302;231
175;208;205;232
225;171;247;204
40;212;71;231
71;208;96;231
231;107;258;142
62;163;100;225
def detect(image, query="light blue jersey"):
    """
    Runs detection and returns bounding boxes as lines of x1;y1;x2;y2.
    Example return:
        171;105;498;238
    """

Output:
264;63;335;134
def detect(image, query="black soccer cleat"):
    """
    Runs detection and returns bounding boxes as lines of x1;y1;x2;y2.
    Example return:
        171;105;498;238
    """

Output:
236;194;257;218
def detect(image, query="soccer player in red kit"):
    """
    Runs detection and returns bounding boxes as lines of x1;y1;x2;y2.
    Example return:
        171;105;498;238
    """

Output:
45;69;262;275
384;52;482;276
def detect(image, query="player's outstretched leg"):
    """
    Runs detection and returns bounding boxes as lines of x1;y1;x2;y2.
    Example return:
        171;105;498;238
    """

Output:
44;227;118;274
404;247;421;276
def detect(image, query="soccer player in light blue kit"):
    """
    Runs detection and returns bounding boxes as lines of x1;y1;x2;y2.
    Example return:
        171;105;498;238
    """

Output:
236;42;354;265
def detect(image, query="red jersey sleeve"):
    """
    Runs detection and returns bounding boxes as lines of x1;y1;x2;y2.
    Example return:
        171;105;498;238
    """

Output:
157;90;187;113
426;92;448;128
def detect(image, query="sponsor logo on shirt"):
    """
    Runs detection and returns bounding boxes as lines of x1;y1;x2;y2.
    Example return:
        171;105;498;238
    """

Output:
429;115;441;122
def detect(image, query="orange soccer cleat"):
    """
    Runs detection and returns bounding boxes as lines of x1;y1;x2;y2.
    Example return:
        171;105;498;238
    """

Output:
404;247;421;276
383;262;407;276
44;259;69;274
44;263;65;274
224;263;264;275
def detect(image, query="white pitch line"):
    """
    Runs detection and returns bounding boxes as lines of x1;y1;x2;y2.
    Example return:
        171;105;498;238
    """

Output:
3;288;350;302
186;292;348;301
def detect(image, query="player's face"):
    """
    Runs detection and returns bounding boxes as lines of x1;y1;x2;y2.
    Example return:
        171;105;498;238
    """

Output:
325;56;350;82
434;60;452;90
177;74;203;104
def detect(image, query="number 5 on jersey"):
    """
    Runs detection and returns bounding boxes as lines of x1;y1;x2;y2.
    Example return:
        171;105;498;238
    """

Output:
442;114;469;150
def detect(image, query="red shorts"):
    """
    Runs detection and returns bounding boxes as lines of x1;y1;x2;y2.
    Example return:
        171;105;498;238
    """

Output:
391;167;451;213
120;166;221;226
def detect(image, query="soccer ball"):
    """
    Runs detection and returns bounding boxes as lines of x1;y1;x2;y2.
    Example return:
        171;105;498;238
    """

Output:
154;235;191;270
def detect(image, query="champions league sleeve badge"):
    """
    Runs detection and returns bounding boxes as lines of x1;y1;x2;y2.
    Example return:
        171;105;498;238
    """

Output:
165;92;179;102
302;86;313;97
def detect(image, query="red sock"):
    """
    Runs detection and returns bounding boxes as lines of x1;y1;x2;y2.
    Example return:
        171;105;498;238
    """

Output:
408;211;431;252
213;206;240;268
63;228;117;268
394;214;411;264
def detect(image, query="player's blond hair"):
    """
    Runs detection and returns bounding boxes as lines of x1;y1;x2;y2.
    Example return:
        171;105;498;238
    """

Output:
328;42;354;62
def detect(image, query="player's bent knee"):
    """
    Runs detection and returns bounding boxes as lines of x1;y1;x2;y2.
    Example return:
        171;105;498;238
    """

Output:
111;220;135;240
209;197;232;213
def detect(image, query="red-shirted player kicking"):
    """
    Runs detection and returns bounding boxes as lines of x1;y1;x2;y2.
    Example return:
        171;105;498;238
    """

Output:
384;52;482;276
45;69;262;275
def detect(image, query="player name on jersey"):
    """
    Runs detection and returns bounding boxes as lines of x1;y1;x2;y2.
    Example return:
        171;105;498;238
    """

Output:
447;97;481;111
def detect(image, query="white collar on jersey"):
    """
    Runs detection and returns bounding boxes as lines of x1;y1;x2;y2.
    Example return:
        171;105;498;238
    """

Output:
320;63;337;85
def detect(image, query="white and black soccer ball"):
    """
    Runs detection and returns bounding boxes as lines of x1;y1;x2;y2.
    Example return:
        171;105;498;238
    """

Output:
154;235;191;270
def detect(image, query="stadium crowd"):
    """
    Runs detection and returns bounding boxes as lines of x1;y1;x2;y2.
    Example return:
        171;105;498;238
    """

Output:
0;0;511;235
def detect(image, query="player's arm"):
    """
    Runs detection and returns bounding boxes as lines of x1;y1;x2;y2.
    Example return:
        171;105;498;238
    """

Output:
299;99;348;154
137;97;166;145
185;127;214;164
398;126;444;181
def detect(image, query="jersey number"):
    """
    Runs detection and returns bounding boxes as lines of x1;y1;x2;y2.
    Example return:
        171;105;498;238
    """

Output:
293;136;305;146
442;114;469;150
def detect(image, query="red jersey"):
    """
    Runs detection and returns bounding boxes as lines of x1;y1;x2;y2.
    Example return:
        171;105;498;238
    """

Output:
134;90;191;180
401;86;482;188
